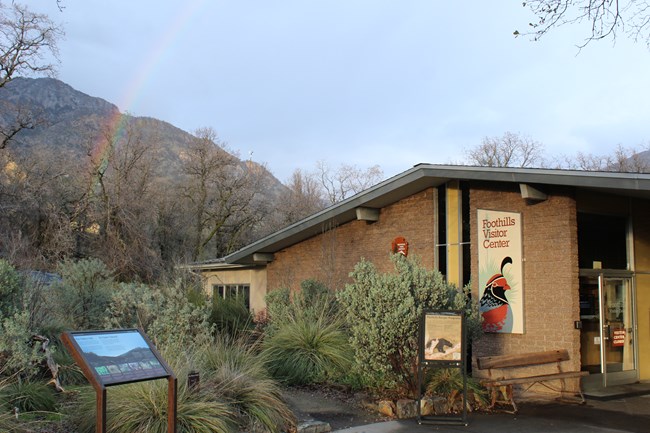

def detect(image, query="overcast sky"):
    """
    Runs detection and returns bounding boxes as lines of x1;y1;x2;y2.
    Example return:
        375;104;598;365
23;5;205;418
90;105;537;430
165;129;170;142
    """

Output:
24;1;650;182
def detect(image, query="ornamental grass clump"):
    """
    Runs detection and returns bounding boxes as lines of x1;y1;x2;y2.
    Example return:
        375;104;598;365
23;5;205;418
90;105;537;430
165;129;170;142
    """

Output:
425;368;488;412
0;378;57;412
262;313;352;385
209;295;254;337
68;376;236;433
200;336;295;432
65;335;295;433
262;279;352;385
0;371;58;432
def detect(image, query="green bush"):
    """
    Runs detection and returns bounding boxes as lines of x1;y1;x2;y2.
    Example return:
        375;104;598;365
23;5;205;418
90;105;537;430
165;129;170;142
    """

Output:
336;254;478;396
265;287;292;328
53;259;114;330
0;266;62;378
0;259;22;317
0;310;45;376
147;285;212;350
262;314;351;385
104;282;164;330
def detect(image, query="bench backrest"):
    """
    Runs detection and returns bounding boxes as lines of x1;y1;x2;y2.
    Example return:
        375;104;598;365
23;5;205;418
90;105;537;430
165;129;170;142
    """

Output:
477;349;570;370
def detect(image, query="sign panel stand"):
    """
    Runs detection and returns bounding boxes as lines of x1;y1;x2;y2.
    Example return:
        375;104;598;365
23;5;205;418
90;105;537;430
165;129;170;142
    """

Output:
416;310;468;426
61;328;177;433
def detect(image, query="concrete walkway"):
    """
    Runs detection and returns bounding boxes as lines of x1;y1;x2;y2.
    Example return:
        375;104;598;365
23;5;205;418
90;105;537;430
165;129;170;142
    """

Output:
332;394;650;433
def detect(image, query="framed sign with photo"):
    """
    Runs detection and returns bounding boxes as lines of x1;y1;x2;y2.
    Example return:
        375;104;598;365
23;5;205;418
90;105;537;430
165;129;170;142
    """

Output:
419;310;465;364
417;310;468;425
62;328;171;386
62;328;177;433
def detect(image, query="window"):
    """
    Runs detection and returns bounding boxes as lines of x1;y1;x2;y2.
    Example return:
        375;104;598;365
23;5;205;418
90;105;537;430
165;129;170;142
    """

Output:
436;181;471;287
578;213;628;270
212;284;250;309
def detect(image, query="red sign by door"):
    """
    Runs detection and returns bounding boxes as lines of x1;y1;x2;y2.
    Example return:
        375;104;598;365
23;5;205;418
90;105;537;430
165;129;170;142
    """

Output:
612;328;626;347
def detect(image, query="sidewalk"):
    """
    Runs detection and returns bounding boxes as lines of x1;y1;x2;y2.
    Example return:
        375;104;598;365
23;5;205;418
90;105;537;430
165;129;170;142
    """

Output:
331;394;650;433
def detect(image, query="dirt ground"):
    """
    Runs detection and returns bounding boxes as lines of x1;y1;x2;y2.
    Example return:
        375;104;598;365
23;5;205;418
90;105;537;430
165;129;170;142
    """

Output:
282;385;389;431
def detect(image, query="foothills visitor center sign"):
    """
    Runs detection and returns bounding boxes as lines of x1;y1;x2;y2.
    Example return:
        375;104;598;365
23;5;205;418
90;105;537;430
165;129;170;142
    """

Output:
477;209;523;334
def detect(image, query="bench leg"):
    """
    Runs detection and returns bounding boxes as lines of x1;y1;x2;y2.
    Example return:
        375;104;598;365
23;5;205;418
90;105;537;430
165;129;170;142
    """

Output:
558;378;586;404
488;385;517;414
506;385;517;413
489;387;498;409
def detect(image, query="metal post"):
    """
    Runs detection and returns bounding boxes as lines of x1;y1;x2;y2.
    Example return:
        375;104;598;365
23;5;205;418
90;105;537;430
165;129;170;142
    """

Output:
97;387;106;433
168;376;177;433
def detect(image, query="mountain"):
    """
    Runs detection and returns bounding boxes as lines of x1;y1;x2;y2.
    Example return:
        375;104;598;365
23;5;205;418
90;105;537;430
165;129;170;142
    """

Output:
0;77;287;199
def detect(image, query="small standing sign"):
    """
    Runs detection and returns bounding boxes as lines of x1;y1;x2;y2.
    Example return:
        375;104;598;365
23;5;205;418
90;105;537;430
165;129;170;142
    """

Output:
61;328;177;433
417;310;467;426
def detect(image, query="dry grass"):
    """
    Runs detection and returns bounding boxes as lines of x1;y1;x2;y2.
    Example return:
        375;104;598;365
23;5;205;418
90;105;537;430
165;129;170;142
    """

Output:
66;336;295;433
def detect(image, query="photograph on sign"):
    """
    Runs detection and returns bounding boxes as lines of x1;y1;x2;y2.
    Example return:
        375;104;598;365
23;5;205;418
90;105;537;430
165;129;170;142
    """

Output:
422;311;463;362
477;209;524;334
69;329;168;385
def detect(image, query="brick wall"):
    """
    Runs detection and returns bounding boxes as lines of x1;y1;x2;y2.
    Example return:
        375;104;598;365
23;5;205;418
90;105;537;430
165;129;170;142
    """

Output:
266;188;437;292
470;182;582;391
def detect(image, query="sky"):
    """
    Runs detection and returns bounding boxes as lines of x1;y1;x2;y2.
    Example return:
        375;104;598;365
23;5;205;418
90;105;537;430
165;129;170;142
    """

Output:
23;1;650;182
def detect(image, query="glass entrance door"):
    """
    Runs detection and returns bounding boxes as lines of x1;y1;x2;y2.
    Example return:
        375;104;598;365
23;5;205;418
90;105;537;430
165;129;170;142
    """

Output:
580;275;637;388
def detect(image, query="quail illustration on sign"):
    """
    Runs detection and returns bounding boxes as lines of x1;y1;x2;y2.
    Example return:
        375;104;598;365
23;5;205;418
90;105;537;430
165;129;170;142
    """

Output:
477;209;523;334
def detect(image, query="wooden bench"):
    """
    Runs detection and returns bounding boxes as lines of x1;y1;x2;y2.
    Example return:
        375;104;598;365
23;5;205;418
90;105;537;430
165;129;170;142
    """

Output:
476;349;588;413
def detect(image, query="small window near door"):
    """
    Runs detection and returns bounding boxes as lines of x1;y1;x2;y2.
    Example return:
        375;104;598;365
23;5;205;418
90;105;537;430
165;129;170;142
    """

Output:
212;284;250;310
578;213;628;270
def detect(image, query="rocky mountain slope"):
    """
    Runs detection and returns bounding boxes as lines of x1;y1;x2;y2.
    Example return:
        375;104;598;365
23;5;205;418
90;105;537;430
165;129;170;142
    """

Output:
0;77;286;199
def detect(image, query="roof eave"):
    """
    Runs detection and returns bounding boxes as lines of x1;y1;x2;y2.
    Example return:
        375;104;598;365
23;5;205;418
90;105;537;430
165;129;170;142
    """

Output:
223;164;650;265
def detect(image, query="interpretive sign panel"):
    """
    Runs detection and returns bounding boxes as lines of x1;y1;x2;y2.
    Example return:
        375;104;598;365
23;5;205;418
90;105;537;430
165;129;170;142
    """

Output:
63;329;170;386
419;310;465;363
62;328;176;433
417;310;467;426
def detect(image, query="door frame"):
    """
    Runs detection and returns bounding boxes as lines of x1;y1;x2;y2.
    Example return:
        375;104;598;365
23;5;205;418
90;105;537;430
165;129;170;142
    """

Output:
579;269;639;389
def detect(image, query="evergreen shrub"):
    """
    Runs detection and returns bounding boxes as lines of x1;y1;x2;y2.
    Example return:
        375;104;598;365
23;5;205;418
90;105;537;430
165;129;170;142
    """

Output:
336;254;479;396
53;259;114;330
0;259;21;316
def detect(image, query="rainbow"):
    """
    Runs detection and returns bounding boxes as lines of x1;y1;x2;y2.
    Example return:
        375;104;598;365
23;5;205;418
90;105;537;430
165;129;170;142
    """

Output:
91;0;208;170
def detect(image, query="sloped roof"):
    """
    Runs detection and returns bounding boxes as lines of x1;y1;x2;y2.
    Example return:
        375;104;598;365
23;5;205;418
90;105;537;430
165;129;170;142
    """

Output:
202;164;650;266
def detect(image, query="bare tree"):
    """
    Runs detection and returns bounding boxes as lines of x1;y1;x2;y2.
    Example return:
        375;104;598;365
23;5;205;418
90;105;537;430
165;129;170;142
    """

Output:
180;127;264;261
277;168;326;225
0;2;63;149
0;2;62;87
561;143;650;172
517;1;650;48
316;161;384;205
0;103;40;149
0;144;85;269
91;118;164;280
464;131;546;168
